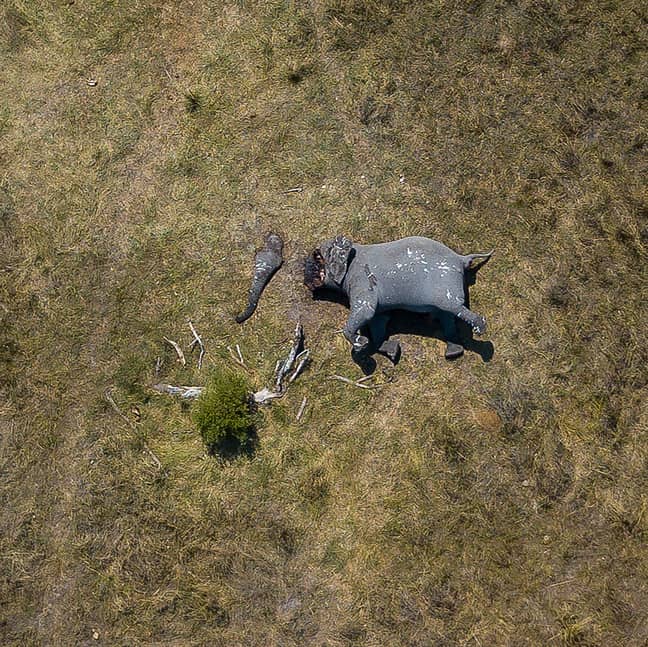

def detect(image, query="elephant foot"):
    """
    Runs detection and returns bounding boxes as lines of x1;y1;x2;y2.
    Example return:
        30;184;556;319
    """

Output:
472;316;486;336
351;351;377;375
445;341;464;360
351;334;370;354
378;339;401;364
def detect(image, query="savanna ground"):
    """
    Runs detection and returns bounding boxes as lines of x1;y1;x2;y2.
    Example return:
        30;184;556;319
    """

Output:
1;1;647;645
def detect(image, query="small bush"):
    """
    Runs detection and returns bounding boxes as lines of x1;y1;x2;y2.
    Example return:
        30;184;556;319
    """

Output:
192;369;256;457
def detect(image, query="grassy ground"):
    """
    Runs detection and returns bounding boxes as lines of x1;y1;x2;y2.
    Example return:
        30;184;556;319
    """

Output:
1;0;647;644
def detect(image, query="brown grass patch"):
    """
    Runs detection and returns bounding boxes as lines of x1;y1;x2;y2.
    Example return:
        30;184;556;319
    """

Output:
1;0;647;645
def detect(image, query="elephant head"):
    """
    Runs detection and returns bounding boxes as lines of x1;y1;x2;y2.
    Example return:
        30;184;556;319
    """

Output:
304;235;354;291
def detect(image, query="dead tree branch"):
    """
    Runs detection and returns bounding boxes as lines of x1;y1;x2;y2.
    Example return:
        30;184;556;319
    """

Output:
329;374;379;390
163;336;186;366
254;322;309;404
188;320;206;370
104;388;132;425
227;345;246;367
151;383;204;399
253;387;285;404
296;396;307;421
289;350;310;383
104;389;166;473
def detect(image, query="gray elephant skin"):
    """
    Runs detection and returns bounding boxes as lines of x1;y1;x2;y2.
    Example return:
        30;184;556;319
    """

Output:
304;235;493;360
235;233;284;323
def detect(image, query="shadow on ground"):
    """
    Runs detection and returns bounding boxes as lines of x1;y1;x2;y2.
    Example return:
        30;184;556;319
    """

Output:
208;429;259;461
313;280;495;374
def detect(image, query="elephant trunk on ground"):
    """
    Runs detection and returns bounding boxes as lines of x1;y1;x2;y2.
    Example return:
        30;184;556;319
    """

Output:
235;233;284;323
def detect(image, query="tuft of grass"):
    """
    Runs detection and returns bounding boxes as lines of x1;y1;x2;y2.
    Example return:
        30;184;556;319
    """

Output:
184;90;203;115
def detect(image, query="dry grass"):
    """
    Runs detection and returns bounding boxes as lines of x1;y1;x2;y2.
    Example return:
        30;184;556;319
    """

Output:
1;0;647;645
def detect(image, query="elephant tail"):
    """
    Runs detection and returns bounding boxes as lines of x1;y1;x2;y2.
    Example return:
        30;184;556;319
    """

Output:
235;234;284;323
463;249;494;271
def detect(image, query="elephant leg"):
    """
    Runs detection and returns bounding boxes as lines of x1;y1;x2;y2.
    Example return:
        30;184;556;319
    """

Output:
379;339;401;363
368;313;388;347
439;311;464;359
369;314;401;363
344;302;377;353
453;305;487;336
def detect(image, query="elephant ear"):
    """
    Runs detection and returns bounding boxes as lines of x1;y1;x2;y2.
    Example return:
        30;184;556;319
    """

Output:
327;235;353;285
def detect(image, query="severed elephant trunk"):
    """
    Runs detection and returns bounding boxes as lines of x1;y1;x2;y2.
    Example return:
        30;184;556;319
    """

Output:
235;233;284;323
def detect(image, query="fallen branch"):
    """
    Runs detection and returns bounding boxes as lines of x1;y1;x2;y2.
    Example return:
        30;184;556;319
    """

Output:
163;65;176;84
163;336;186;366
104;389;166;473
289;350;310;383
143;445;163;471
357;374;377;384
152;383;204;399
329;374;379;390
104;388;132;425
188;320;206;370
296;397;307;421
227;345;246;367
253;387;285;404
274;323;305;391
154;356;163;377
254;322;309;404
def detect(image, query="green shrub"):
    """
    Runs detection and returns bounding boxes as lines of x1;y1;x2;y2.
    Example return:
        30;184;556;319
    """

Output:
192;369;256;456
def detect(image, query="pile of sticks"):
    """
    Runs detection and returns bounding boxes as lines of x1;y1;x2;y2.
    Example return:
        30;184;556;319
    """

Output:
151;322;311;407
253;323;309;404
152;319;208;399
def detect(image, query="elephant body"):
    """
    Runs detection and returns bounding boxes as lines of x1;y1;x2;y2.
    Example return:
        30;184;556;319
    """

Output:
347;237;472;312
305;235;492;359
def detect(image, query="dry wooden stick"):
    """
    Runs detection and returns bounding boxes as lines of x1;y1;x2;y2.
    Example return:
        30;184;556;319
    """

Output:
104;389;165;473
329;375;379;390
104;388;132;425
255;322;308;404
296;397;307;421
188;320;206;370
227;345;245;367
163;337;186;366
151;383;204;399
154;356;163;377
356;374;377;384
143;444;163;471
289;350;310;383
275;323;304;390
163;66;175;84
253;387;285;404
329;375;358;387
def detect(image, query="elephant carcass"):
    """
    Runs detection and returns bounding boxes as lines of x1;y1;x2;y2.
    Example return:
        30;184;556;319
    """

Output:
304;235;493;359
